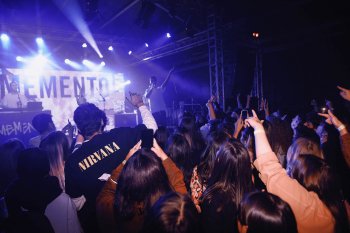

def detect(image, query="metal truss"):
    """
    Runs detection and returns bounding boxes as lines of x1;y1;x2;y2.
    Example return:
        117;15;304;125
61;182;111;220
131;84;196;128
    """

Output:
207;14;225;110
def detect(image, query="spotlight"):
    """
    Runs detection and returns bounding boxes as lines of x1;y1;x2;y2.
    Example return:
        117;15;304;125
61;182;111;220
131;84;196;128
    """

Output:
166;33;171;38
36;37;44;44
145;43;149;47
100;61;105;66
108;46;113;51
128;50;132;55
99;54;104;58
64;59;71;64
1;33;9;42
82;59;88;65
16;56;24;62
82;43;87;48
252;32;259;38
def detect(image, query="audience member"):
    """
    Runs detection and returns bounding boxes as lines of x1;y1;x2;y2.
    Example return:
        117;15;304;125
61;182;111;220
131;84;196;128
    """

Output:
96;140;186;233
29;113;56;148
65;93;157;233
200;141;254;233
40;131;70;190
238;192;297;233
5;148;82;233
246;110;349;233
167;133;194;192
142;192;199;233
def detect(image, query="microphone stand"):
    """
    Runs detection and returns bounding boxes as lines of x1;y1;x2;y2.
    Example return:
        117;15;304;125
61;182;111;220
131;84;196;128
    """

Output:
17;89;23;110
99;93;106;112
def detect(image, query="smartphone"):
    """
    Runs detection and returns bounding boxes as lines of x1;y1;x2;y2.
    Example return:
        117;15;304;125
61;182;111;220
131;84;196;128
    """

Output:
141;129;154;149
241;110;249;120
319;106;328;114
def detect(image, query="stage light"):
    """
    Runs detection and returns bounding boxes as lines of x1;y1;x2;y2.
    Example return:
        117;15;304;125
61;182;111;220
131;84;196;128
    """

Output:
166;33;171;38
145;43;149;47
99;54;104;58
128;50;132;55
16;56;24;62
108;46;113;51
100;61;105;66
1;33;9;42
36;37;44;44
125;80;131;85
82;59;88;65
252;32;259;38
65;59;82;69
82;43;87;48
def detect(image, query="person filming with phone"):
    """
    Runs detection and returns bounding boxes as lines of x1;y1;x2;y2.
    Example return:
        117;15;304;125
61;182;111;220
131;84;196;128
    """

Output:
64;92;157;233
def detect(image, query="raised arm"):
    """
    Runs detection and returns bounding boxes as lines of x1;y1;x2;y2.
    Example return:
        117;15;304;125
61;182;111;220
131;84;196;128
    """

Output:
129;92;158;132
319;110;350;168
337;86;350;102
206;96;216;120
160;66;175;89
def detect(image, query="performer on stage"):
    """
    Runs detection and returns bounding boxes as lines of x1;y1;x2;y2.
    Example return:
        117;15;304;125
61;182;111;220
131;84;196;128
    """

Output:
144;66;175;126
1;81;28;109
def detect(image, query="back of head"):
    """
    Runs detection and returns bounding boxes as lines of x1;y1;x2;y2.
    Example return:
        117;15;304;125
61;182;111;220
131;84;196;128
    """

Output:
238;192;297;233
17;148;50;179
115;149;171;220
143;192;199;233
204;141;253;209
32;113;55;134
197;131;228;186
293;125;320;144
167;134;193;190
155;126;170;150
73;103;106;138
39;131;70;189
288;154;349;233
286;137;323;172
0;139;25;195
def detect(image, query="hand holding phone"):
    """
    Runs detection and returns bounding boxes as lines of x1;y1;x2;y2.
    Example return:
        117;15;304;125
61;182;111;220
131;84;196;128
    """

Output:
241;110;249;120
141;129;154;149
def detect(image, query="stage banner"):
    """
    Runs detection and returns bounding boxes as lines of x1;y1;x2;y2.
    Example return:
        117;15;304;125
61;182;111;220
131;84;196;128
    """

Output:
1;69;125;130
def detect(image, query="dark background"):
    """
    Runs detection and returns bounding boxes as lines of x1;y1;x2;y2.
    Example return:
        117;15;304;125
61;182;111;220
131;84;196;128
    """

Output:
1;0;349;115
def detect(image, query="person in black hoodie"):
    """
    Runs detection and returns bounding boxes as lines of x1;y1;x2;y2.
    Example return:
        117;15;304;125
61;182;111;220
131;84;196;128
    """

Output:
4;148;81;233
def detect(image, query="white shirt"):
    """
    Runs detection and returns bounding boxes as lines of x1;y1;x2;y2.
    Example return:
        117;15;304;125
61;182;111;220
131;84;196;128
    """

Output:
1;92;28;108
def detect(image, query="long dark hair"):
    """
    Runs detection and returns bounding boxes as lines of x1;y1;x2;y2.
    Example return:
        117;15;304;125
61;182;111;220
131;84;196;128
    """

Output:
167;134;193;192
114;149;172;221
200;141;254;233
40;131;70;190
288;154;349;233
202;141;254;210
238;192;297;233
142;192;199;233
197;131;228;187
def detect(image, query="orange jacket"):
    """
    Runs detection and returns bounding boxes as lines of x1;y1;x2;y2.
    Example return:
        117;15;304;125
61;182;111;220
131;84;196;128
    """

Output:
96;158;187;233
254;152;335;233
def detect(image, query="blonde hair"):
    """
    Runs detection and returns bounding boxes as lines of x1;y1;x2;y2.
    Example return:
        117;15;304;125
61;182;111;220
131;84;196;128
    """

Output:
286;138;323;171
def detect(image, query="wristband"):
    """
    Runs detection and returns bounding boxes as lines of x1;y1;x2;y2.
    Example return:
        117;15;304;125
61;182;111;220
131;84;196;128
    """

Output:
122;160;127;165
337;124;346;132
253;129;265;135
110;178;117;184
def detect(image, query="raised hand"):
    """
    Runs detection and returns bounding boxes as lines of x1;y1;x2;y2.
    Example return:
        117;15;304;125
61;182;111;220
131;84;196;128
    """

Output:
125;140;142;161
151;139;168;161
244;110;264;131
337;86;350;102
233;114;244;139
318;110;344;129
126;92;144;108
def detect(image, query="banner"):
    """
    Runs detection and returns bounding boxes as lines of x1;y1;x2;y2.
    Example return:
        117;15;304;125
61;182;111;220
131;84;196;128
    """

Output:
0;69;126;130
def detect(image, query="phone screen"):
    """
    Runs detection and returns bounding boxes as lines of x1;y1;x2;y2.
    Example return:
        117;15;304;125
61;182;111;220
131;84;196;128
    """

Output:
141;129;154;149
241;110;249;120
